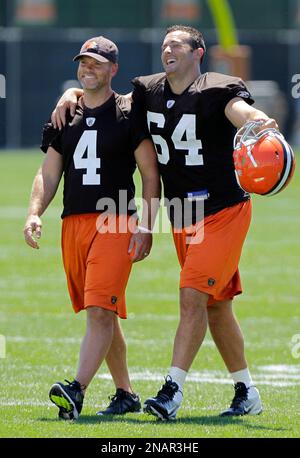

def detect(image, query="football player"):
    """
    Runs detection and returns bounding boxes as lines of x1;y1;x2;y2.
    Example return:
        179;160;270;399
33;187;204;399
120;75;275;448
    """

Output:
50;25;280;420
24;36;160;420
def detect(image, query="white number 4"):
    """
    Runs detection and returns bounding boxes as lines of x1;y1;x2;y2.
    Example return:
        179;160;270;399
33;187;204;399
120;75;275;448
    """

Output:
73;130;101;185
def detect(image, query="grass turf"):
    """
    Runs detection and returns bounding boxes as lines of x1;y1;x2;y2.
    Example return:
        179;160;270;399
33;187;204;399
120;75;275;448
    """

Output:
0;150;299;438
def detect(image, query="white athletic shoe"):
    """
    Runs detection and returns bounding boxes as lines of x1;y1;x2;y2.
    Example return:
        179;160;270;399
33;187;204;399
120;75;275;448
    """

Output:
220;383;263;416
143;376;183;421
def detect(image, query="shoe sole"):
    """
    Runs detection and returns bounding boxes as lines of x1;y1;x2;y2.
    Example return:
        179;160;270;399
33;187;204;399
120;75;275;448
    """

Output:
221;408;263;417
49;384;79;420
143;402;177;421
220;399;263;417
97;405;142;416
246;405;263;415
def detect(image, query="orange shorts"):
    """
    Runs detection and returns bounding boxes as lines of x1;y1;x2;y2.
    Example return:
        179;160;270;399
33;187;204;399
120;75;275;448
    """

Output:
61;213;134;318
172;201;252;305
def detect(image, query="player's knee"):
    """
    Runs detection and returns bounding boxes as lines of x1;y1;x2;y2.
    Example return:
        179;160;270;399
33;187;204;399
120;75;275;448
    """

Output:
207;306;219;327
207;300;233;325
86;306;114;326
180;288;208;314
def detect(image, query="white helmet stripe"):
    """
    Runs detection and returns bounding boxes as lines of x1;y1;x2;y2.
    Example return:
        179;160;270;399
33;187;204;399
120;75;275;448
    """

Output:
246;145;258;167
266;136;294;196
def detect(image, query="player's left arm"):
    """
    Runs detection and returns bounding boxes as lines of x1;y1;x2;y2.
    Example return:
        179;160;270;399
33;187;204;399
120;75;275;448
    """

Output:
225;97;279;131
128;138;161;263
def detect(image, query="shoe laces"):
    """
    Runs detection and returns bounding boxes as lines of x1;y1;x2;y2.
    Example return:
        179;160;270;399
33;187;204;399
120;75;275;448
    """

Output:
155;376;180;402
108;388;128;404
107;388;129;407
64;379;84;393
230;382;248;408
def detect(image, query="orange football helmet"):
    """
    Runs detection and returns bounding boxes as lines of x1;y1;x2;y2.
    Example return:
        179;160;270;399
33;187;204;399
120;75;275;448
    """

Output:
233;121;296;196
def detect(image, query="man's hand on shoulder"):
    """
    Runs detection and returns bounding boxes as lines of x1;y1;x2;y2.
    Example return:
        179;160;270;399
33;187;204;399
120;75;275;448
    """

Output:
51;88;83;130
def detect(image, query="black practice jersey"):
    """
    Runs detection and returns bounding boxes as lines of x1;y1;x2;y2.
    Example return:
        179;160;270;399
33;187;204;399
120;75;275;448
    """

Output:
41;93;149;218
131;72;254;225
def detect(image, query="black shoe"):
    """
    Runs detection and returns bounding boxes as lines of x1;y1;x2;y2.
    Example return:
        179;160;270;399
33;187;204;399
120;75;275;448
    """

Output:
220;382;263;416
97;388;141;416
49;379;84;420
143;376;183;421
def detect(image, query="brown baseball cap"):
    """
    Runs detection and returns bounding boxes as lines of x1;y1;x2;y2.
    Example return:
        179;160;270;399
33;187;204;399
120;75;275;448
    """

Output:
73;36;119;64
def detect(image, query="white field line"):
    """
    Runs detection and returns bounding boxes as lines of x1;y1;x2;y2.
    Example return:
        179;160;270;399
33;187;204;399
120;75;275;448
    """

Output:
0;400;51;407
2;312;299;323
0;365;299;409
5;335;291;349
0;376;299;407
259;364;300;373
0;206;61;219
1;205;300;222
0;381;298;408
94;367;300;387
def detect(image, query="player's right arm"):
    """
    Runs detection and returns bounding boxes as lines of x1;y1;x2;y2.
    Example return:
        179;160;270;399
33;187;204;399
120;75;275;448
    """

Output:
225;97;279;130
24;147;63;249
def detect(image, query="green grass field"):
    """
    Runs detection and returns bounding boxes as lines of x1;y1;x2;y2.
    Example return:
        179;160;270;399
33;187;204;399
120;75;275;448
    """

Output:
0;150;299;438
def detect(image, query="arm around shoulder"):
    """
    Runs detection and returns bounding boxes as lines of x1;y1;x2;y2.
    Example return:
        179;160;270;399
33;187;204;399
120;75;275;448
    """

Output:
51;87;83;129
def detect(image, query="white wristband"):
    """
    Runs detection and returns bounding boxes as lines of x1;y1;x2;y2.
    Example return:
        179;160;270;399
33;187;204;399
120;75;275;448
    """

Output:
138;225;152;234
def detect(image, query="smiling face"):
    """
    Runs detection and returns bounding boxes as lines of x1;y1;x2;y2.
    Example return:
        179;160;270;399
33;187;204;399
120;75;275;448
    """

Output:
77;56;118;91
161;30;203;77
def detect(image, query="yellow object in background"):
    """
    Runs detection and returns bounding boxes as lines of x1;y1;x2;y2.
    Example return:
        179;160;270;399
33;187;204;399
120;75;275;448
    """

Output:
207;0;238;50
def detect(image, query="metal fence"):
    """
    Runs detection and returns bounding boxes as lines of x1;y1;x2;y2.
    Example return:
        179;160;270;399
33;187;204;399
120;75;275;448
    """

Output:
0;26;299;148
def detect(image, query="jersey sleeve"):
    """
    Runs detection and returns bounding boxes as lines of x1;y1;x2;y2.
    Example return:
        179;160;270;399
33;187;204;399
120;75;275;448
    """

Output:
218;78;254;111
40;108;78;154
40;121;63;154
130;80;151;151
131;77;147;117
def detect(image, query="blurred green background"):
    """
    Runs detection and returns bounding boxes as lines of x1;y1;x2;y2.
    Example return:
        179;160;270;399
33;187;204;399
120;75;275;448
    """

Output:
0;0;300;148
